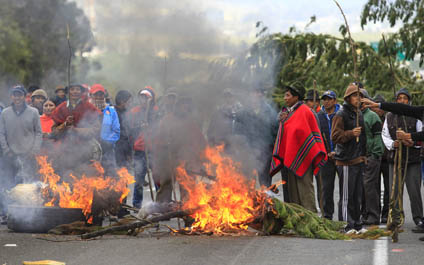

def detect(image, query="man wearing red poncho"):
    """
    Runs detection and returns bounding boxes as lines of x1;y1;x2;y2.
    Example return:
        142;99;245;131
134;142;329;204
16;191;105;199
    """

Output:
270;83;327;212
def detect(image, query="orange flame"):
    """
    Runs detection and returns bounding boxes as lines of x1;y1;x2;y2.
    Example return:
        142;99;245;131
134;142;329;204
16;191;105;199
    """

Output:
36;156;135;223
176;145;264;234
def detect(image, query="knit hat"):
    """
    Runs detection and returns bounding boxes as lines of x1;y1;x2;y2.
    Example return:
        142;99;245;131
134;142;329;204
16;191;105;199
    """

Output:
285;81;306;100
31;89;48;100
343;84;360;100
305;90;320;101
359;88;371;99
395;88;411;101
373;94;385;103
10;85;26;96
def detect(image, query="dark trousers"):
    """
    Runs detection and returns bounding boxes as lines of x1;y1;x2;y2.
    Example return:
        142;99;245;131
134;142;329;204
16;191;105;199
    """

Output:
361;157;382;223
115;140;132;169
338;163;364;230
133;151;148;208
101;141;117;177
379;160;390;220
258;152;273;187
321;159;338;219
389;162;423;224
281;168;290;203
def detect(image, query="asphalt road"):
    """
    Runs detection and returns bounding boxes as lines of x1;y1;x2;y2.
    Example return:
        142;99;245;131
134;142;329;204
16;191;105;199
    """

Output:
1;178;424;265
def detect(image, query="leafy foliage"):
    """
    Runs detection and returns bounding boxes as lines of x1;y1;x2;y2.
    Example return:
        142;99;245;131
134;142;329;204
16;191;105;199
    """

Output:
361;0;424;66
246;27;424;107
0;0;95;91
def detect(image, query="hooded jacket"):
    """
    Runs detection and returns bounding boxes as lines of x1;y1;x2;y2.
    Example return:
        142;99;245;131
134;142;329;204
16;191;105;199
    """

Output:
100;104;120;143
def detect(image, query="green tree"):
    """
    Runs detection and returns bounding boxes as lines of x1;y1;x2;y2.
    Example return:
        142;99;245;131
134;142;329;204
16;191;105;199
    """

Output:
242;15;424;107
361;0;424;65
0;0;95;91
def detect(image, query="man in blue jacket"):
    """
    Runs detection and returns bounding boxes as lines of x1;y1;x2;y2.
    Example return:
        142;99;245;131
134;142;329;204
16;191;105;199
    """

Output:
90;84;120;177
317;90;340;220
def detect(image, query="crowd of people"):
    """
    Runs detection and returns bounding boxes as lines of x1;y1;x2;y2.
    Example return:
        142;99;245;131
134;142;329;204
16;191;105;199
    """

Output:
0;81;423;242
0;83;277;223
271;82;424;242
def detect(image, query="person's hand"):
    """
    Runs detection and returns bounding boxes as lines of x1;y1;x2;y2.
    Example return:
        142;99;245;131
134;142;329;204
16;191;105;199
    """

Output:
65;115;74;126
352;127;362;137
402;139;414;147
328;152;336;159
278;111;288;122
393;140;400;148
361;98;379;109
396;129;409;141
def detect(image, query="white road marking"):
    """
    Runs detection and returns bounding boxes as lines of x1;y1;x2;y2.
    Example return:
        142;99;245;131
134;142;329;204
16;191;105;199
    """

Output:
373;237;388;265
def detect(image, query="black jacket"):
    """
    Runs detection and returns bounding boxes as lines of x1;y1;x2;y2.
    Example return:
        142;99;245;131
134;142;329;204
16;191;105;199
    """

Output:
331;103;367;164
381;102;424;141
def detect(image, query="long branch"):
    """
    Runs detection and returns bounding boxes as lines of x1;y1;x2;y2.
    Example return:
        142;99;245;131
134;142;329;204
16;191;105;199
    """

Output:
81;209;195;239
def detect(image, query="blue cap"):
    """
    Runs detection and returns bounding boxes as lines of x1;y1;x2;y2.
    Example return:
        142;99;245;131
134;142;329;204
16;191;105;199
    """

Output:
10;85;27;96
321;90;336;99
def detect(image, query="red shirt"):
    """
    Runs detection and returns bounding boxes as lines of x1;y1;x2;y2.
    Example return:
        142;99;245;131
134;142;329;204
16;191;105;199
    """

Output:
40;114;54;133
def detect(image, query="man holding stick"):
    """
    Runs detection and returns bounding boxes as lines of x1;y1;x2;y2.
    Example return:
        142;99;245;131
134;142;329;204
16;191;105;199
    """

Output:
362;94;424;238
331;84;367;234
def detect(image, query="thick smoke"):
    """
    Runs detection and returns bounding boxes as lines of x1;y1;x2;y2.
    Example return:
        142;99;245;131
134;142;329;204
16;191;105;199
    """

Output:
2;0;283;222
77;0;281;183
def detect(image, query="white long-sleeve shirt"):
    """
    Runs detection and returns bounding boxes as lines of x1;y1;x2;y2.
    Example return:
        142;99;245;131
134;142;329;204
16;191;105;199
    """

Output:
382;118;422;150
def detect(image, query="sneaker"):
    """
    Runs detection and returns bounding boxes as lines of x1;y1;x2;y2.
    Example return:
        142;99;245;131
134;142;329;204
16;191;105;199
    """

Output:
419;236;424;241
345;228;357;235
356;228;368;234
363;219;380;226
412;221;424;233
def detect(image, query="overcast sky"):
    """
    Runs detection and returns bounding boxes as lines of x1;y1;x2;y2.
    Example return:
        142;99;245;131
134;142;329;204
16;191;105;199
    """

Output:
196;0;398;41
75;0;398;44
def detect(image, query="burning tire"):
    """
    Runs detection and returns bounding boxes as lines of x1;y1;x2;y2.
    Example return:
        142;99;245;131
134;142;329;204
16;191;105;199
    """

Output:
7;205;85;233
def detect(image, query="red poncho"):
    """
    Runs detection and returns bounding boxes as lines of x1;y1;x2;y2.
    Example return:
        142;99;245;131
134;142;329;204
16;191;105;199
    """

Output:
51;100;100;127
270;104;327;178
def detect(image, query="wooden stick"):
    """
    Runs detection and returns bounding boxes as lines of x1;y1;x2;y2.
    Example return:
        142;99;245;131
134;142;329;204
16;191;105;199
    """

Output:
66;24;72;87
333;0;360;142
81;209;195;239
143;99;155;201
313;80;324;217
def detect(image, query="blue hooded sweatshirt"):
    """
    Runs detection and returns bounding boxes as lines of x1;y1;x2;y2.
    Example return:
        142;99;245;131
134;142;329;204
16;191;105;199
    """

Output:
100;104;120;143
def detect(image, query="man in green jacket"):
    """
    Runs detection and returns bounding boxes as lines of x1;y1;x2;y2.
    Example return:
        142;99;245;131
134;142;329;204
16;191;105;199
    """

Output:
360;89;384;225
